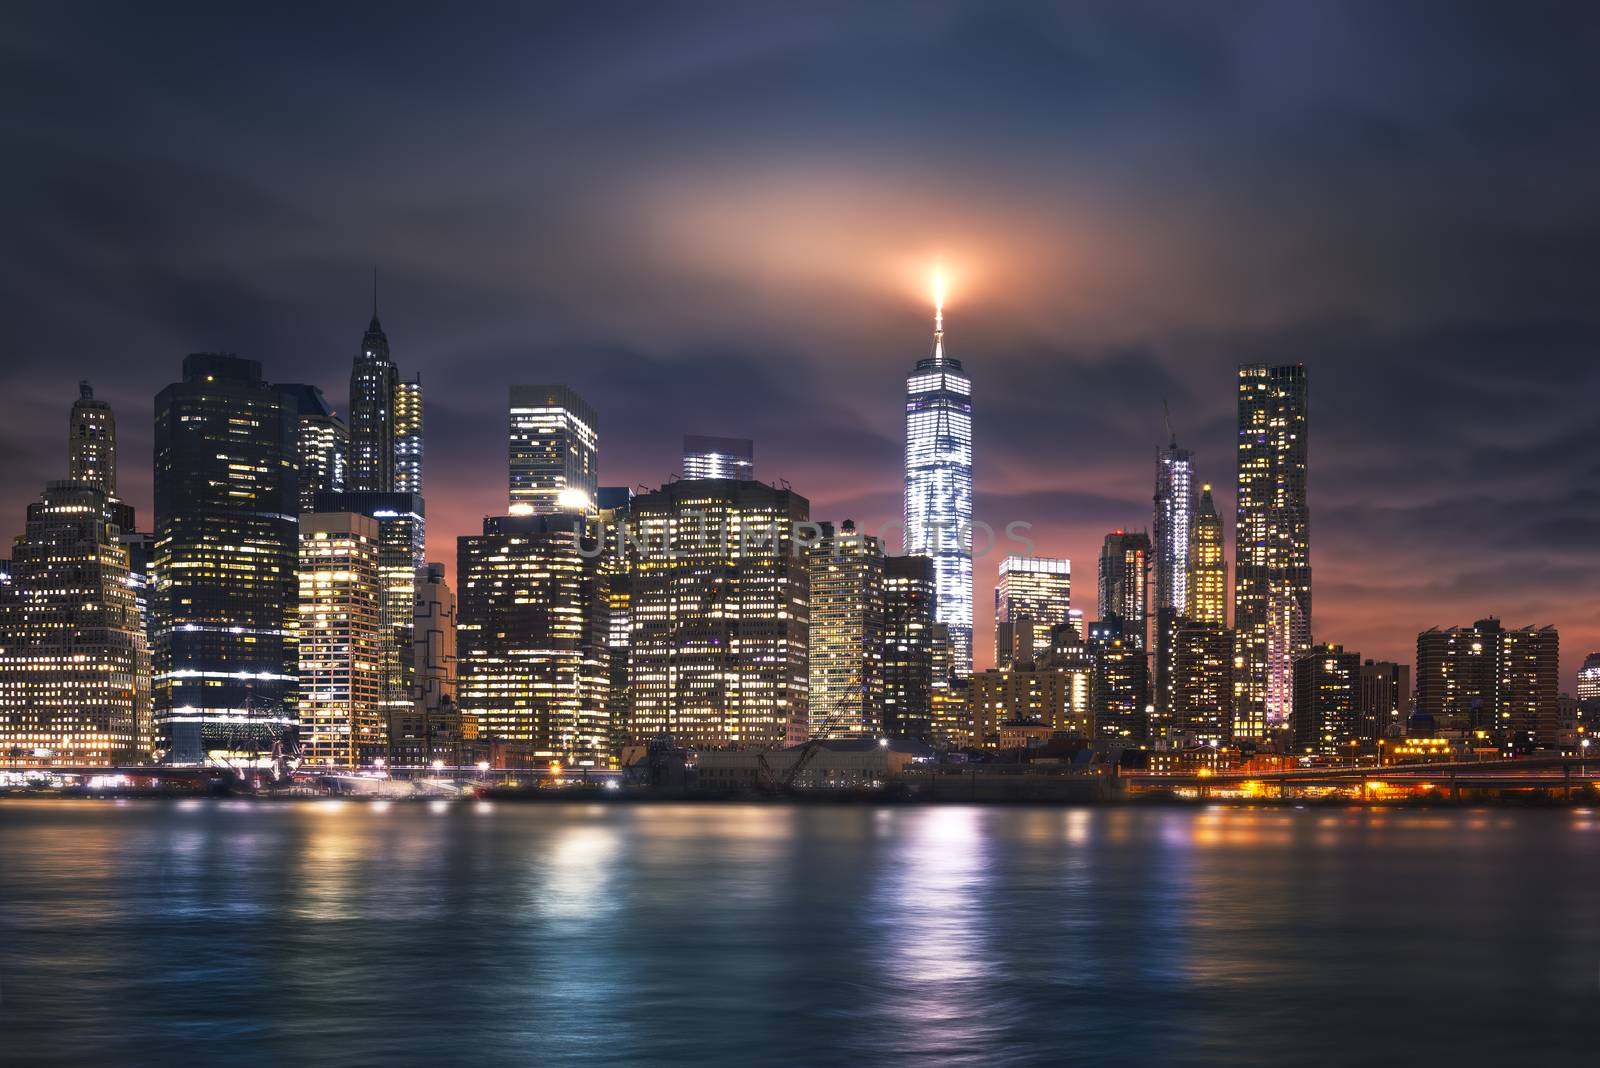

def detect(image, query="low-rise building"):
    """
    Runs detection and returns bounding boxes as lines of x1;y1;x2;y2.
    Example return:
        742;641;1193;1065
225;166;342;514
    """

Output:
694;738;930;791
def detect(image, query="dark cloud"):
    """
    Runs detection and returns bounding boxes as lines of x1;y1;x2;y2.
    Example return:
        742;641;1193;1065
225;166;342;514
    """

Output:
3;1;1599;677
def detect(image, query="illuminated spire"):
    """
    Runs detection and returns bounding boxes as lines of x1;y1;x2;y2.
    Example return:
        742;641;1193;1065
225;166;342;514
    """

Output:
932;267;946;363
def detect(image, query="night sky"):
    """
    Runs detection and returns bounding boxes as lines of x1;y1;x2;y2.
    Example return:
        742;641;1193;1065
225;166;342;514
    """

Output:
4;2;1599;681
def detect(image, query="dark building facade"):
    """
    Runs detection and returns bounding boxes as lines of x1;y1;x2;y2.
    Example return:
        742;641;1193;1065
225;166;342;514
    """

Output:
153;353;298;762
1172;619;1234;745
68;381;136;531
1358;660;1411;742
1416;619;1559;749
281;383;348;514
401;561;460;766
1097;530;1150;650
596;488;634;754
1292;642;1361;756
883;554;936;740
1088;615;1149;743
348;308;397;493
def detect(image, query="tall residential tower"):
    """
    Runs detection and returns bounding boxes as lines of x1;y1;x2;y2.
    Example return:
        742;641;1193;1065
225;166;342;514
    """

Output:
806;521;885;739
297;512;384;767
1098;530;1150;648
1152;436;1195;717
1234;364;1310;739
394;376;424;496
1189;485;1226;627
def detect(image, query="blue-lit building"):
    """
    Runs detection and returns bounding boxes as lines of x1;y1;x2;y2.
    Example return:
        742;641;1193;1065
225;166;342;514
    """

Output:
1153;435;1195;719
903;303;973;677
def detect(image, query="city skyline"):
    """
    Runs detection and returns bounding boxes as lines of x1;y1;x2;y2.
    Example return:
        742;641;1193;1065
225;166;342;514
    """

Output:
3;291;1597;692
5;8;1600;1063
10;313;1585;766
4;4;1599;688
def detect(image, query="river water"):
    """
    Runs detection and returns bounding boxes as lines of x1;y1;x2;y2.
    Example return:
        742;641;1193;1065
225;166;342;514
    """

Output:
0;800;1595;1065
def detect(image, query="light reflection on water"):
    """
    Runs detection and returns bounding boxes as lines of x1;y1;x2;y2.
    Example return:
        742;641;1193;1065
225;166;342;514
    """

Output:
870;807;994;1061
0;800;1596;1065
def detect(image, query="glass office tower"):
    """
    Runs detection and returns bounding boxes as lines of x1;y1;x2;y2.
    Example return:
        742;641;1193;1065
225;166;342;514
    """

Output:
904;303;973;676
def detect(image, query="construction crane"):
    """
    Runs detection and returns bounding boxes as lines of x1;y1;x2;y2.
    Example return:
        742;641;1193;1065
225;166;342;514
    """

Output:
757;739;824;793
783;740;823;789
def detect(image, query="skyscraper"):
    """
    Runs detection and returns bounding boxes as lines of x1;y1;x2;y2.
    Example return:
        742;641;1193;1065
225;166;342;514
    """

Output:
313;491;426;762
1188;484;1226;627
1153;436;1195;717
1097;530;1150;647
1087;615;1150;743
508;385;598;515
68;381;116;497
1292;642;1361;756
1234;364;1310;739
629;479;809;748
69;381;135;531
883;554;936;740
596;487;634;753
682;435;754;480
118;529;156;653
348;302;398;494
457;512;610;768
994;555;1071;667
394;376;423;495
928;623;969;746
0;482;152;766
1172;618;1233;744
297;512;383;768
153;354;298;763
404;561;459;766
904;295;973;676
807;521;885;739
281;384;348;514
1415;619;1559;749
1358;659;1411;741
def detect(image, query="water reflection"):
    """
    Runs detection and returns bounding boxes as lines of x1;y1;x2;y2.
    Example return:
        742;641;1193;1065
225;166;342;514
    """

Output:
1;801;1597;1065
